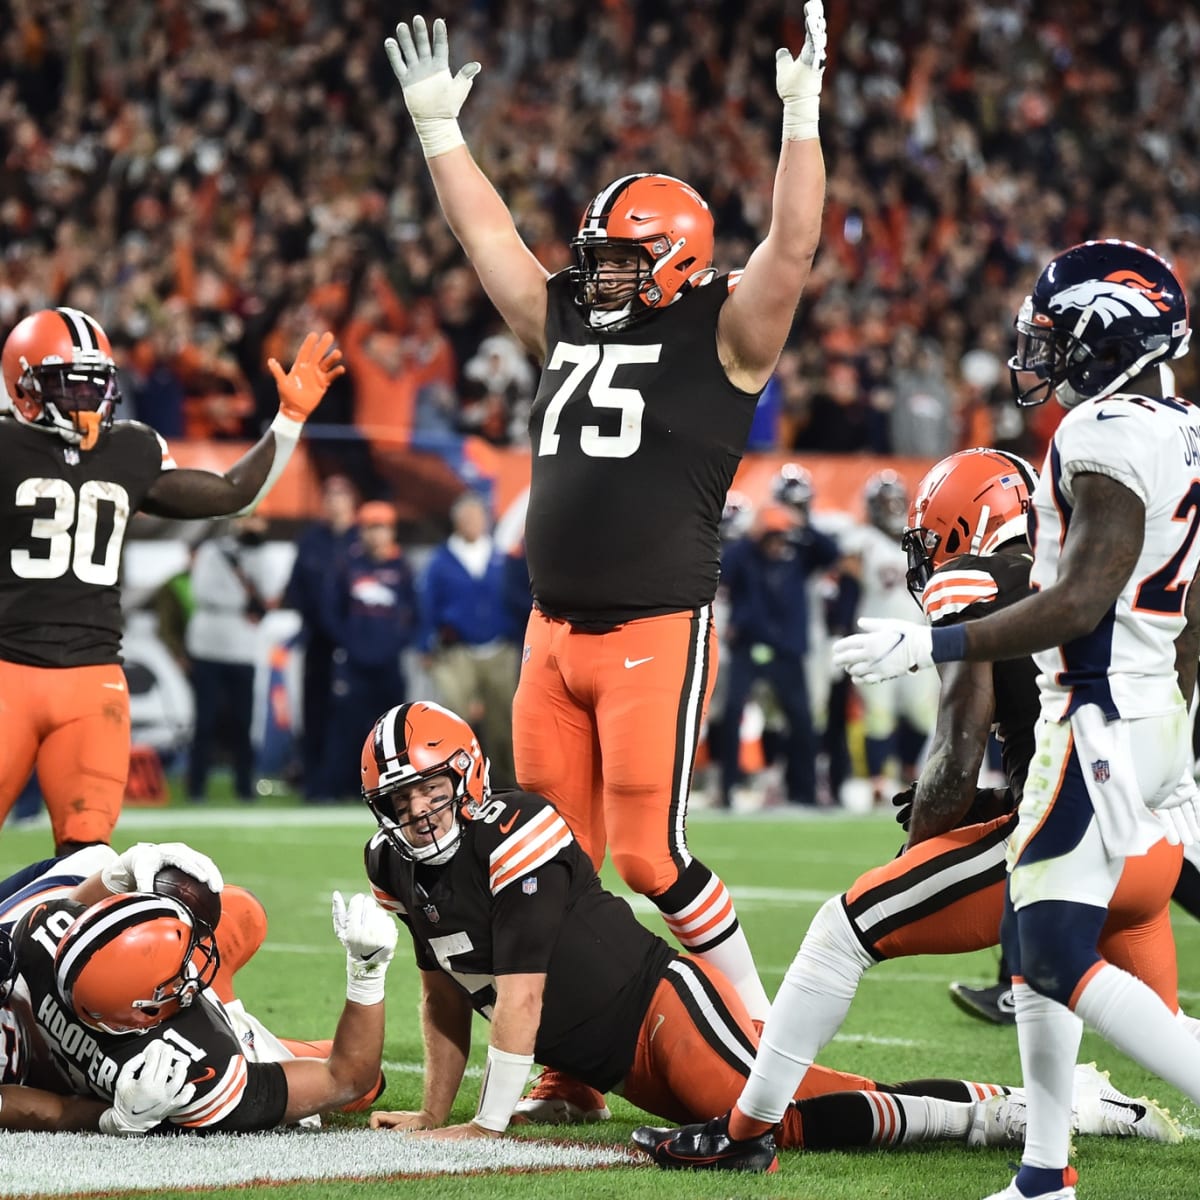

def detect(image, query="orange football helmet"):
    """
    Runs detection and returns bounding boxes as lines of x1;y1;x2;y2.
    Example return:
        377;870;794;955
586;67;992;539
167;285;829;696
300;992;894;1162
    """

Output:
360;701;489;864
571;173;716;328
902;447;1039;598
54;893;219;1036
2;307;121;450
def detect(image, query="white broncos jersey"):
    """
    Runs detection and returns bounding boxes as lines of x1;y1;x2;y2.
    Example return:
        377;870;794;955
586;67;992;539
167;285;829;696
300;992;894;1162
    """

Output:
843;522;916;623
1031;392;1200;721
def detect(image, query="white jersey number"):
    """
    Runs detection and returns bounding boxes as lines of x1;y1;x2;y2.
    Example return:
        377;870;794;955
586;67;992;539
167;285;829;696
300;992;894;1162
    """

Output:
426;931;497;1018
11;478;130;586
537;342;661;459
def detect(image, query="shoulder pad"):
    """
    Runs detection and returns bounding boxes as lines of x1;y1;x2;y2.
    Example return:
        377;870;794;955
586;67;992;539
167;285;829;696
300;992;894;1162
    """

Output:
922;562;1000;624
478;799;574;896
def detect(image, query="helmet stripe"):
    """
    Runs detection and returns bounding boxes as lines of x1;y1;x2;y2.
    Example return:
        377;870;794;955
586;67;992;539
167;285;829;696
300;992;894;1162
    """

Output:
581;174;649;234
55;307;98;352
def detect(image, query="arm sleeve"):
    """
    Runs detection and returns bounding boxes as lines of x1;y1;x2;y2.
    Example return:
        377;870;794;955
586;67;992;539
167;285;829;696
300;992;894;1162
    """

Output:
201;1062;287;1133
491;862;570;976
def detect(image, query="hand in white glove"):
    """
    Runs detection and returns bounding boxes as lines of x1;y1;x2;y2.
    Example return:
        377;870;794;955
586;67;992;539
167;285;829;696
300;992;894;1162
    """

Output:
333;891;398;1006
832;617;934;684
99;1040;196;1135
384;15;480;158
1152;774;1200;846
101;842;224;896
776;0;826;141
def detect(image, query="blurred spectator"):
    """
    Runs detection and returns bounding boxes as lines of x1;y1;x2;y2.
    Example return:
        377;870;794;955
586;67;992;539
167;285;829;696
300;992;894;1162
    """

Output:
2;1;1196;464
283;473;360;800
718;503;841;808
315;500;417;802
184;515;277;803
418;493;520;788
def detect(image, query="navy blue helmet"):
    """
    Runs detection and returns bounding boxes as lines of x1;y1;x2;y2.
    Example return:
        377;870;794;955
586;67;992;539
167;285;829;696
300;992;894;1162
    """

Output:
1009;239;1191;408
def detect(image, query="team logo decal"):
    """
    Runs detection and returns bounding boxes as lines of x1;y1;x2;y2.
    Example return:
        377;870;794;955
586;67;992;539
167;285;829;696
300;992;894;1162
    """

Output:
522;876;538;896
1091;759;1110;784
1049;274;1169;327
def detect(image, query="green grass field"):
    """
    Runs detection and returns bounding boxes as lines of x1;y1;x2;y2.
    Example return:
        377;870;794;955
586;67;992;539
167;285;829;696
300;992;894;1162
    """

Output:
3;800;1199;1199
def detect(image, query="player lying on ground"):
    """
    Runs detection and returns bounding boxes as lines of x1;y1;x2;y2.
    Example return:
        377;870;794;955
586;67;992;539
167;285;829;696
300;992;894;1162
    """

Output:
631;446;1189;1171
353;701;1167;1158
0;841;394;1132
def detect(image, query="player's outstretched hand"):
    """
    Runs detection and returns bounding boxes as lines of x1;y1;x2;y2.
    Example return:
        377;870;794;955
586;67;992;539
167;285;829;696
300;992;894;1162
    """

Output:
268;331;344;423
333;891;398;1005
776;0;826;135
832;617;934;684
370;1108;441;1132
385;15;480;122
100;1041;196;1135
101;842;224;896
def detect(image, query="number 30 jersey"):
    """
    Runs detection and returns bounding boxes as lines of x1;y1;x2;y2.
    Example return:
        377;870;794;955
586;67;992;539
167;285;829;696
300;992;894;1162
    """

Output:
525;273;760;629
0;418;174;667
1030;392;1200;720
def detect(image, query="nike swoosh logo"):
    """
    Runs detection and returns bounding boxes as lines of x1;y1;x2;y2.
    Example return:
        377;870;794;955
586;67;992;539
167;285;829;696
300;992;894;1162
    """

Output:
190;1066;216;1086
1104;1098;1147;1120
624;656;654;669
129;1105;164;1117
650;1013;665;1042
361;946;388;961
1096;411;1128;421
497;811;520;835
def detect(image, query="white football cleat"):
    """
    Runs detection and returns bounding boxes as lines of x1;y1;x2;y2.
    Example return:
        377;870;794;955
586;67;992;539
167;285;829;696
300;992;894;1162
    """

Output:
982;1178;1076;1200
967;1094;1027;1148
1070;1061;1183;1144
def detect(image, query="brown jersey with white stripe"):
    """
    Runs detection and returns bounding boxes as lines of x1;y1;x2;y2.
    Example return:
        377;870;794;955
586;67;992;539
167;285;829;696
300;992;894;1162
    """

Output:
365;790;678;1091
0;418;175;666
921;541;1039;799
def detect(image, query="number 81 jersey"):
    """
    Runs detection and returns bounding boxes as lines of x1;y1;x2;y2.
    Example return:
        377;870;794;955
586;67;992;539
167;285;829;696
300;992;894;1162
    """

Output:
1031;392;1200;720
0;418;173;667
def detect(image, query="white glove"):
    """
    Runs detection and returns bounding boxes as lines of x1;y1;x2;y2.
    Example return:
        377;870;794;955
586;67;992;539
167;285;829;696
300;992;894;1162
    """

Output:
101;842;224;896
99;1040;196;1135
776;0;826;141
832;617;934;684
384;15;481;159
333;891;398;1006
1152;774;1200;846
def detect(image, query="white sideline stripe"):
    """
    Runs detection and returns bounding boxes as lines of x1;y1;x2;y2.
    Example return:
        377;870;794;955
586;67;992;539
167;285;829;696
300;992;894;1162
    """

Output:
0;1129;636;1196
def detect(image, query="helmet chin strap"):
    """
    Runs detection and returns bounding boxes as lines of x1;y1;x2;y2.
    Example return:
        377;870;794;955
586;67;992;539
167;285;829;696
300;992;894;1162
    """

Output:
969;504;992;555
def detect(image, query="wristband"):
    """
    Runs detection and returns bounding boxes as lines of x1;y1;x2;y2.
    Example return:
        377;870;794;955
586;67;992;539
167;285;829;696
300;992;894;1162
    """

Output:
473;1046;534;1133
345;956;389;1006
413;116;465;159
930;623;967;664
99;1107;140;1136
782;96;820;142
235;412;303;516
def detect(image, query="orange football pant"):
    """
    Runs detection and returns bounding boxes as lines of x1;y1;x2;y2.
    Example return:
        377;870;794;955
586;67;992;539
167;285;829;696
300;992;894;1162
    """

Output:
0;660;129;848
512;607;716;896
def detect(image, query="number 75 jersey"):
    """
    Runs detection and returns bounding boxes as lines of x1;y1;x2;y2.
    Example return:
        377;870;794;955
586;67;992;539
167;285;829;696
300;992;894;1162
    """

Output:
0;418;174;667
1030;392;1200;721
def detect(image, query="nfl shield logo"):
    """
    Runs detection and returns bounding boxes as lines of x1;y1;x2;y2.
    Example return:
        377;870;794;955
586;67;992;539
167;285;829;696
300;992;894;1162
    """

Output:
1091;759;1110;784
522;644;532;664
63;447;80;465
422;902;440;924
522;876;538;896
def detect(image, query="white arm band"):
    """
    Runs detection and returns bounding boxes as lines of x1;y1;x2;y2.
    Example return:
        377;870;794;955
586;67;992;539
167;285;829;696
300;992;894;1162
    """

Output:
236;412;303;516
413;116;465;159
472;1046;534;1133
782;96;820;142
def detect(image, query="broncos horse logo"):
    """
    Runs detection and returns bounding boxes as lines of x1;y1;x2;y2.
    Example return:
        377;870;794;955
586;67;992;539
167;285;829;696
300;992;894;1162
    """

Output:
1049;271;1170;327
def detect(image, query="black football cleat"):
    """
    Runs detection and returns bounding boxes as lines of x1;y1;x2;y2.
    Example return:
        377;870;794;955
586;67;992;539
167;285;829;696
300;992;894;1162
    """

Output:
630;1112;779;1172
949;981;1017;1025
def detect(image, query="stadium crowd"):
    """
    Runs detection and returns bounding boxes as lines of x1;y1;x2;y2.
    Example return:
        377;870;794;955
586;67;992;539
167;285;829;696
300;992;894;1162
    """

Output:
1;0;1198;469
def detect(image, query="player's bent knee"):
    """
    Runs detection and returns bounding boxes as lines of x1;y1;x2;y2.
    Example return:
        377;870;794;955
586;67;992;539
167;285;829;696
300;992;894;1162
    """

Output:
783;897;875;992
1016;900;1105;1006
612;849;676;898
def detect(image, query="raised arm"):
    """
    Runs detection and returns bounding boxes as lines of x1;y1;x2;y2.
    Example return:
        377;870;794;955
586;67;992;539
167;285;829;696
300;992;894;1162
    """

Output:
717;1;827;392
142;332;344;519
386;17;549;358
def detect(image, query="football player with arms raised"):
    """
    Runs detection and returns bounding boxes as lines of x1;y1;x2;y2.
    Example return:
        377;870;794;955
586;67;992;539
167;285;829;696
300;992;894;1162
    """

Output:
384;8;828;1115
833;241;1200;1200
0;312;343;853
633;447;1189;1172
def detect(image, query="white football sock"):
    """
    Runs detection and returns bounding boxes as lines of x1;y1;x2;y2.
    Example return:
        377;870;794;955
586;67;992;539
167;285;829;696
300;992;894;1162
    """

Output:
739;896;875;1123
1075;964;1200;1104
862;1093;974;1145
689;926;771;1022
1013;981;1082;1169
1174;1007;1200;1043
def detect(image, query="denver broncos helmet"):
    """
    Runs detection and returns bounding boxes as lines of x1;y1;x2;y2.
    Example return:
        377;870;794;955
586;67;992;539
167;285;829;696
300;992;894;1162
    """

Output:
864;470;908;538
571;174;716;329
360;701;489;865
771;462;815;518
1009;240;1191;409
901;447;1039;598
2;307;122;449
54;892;220;1036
